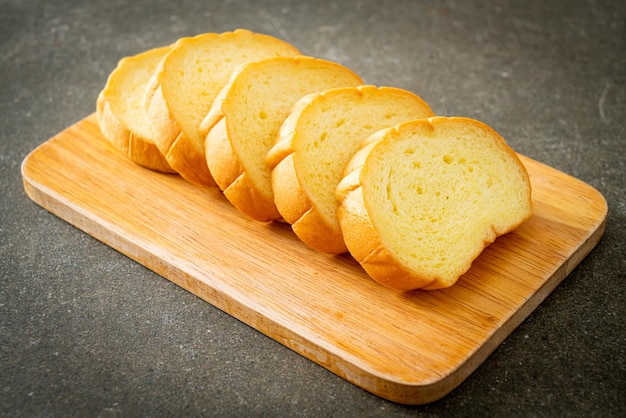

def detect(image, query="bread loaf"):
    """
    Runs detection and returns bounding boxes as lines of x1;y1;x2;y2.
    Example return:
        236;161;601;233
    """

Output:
266;86;435;253
199;56;363;222
96;45;175;173
335;117;533;290
144;29;301;186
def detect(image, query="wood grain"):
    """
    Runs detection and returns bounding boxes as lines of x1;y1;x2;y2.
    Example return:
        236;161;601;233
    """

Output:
21;114;607;404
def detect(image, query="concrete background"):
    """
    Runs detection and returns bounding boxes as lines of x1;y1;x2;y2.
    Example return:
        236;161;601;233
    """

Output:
1;0;624;416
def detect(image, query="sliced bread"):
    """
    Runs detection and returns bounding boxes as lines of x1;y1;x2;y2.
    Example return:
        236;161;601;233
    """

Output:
335;117;533;290
96;45;175;173
266;85;435;253
144;29;301;186
199;56;364;222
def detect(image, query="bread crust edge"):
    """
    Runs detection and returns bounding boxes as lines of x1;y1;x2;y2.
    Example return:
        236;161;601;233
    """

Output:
206;117;281;222
272;153;348;254
96;91;176;173
337;186;437;290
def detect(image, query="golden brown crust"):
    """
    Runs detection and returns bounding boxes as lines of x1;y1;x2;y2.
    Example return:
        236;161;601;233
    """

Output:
269;98;349;253
96;92;130;154
166;130;217;187
265;93;318;222
96;106;175;173
224;175;282;223
143;77;181;158
292;209;348;254
125;137;175;173
264;90;317;164
198;76;231;142
96;49;175;173
272;154;348;253
142;34;215;186
205;118;242;190
144;71;217;187
269;153;308;223
336;187;436;290
206;118;281;221
336;153;437;290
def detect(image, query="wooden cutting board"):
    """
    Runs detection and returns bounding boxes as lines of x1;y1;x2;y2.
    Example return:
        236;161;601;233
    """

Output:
21;114;607;405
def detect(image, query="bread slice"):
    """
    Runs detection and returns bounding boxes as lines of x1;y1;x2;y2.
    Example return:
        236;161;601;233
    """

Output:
266;86;435;253
144;29;301;186
335;117;533;290
199;56;363;222
96;45;175;173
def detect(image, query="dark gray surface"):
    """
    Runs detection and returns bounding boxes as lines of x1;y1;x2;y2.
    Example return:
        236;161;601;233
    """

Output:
1;0;624;416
